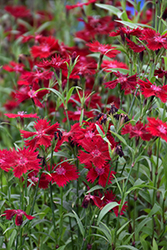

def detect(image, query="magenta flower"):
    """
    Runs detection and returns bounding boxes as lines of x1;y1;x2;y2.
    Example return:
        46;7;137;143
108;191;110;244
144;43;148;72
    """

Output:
2;209;35;226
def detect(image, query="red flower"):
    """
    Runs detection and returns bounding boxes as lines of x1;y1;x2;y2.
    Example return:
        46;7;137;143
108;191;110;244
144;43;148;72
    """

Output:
66;0;96;9
140;29;167;50
3;61;25;73
49;162;79;187
147;117;167;142
101;60;128;72
2;209;35;226
31;36;60;58
63;108;94;122
110;27;143;38
5;5;31;19
10;148;41;178
138;78;167;103
86;41;120;58
0;149;12;172
78;137;111;168
126;38;145;53
121;121;152;141
20;69;53;84
20;119;59;149
92;190;127;217
104;72;137;94
4;111;39;119
86;163;115;187
16;83;48;108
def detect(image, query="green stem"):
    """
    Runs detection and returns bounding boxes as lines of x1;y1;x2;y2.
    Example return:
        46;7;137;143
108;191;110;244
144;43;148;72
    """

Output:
49;182;57;242
59;186;63;244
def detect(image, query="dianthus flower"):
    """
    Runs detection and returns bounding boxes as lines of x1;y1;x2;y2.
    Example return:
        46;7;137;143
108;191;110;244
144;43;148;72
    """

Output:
140;28;167;50
85;162;115;187
138;78;167;103
4;111;38;119
2;209;35;226
121;121;152;141
126;38;145;53
147;117;167;142
16;83;48;108
101;60;128;72
11;148;41;178
5;5;31;19
92;190;127;217
48;162;79;187
31;36;60;58
20;119;59;149
3;61;25;73
86;41;120;58
78;137;111;168
66;0;97;9
104;72;137;94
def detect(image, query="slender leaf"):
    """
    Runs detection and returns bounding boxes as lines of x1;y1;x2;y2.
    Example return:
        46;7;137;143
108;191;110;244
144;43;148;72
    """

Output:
97;202;119;225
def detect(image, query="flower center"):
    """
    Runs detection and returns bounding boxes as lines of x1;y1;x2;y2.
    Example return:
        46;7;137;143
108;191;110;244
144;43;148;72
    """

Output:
91;149;101;158
56;166;66;175
28;90;37;98
154;36;165;43
158;125;166;134
118;76;127;83
151;85;161;91
95;167;104;175
17;157;27;165
85;131;94;139
41;45;50;52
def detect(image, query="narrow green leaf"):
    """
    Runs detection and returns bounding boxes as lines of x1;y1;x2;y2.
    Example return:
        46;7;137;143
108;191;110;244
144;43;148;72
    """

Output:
95;3;123;18
35;21;55;34
116;245;139;250
97;202;119;225
69;210;84;237
86;185;103;194
152;238;158;250
66;86;82;103
8;229;17;249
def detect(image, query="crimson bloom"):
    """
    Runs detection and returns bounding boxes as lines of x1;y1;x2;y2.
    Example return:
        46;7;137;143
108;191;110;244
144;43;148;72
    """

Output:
66;0;97;9
126;38;145;53
104;72;137;94
31;36;60;58
101;60;128;72
3;61;25;73
85;162;115;187
138;78;167;103
49;162;79;187
4;111;39;119
121;121;152;142
78;136;111;168
92;190;127;217
86;41;120;58
11;148;41;178
140;28;167;50
147;117;167;142
20;119;59;149
16;83;48;108
2;209;35;226
5;5;31;19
